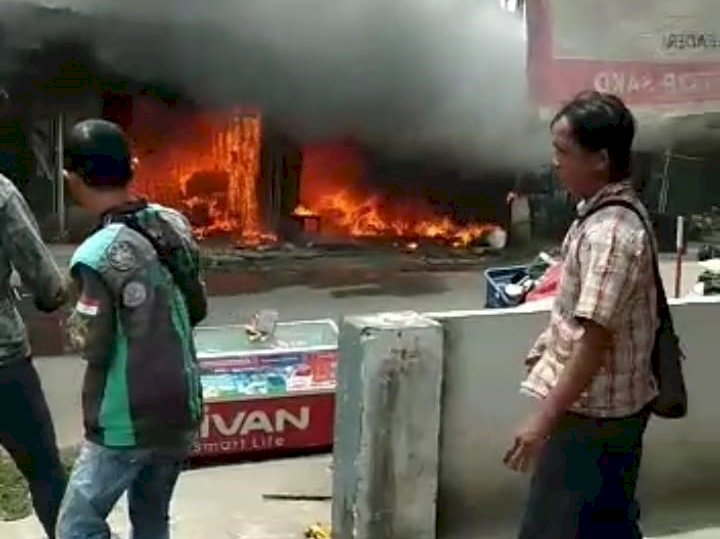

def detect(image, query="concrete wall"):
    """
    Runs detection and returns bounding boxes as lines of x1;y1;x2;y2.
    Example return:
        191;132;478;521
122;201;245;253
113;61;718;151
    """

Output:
333;313;444;539
427;298;720;537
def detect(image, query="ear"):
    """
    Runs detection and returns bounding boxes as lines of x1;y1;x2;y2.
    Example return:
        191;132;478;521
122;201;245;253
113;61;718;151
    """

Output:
594;149;610;172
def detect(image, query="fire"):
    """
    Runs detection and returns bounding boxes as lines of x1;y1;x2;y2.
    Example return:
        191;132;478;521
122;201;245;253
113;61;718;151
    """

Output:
292;204;319;218
129;101;274;245
126;102;498;249
297;142;497;247
296;190;493;247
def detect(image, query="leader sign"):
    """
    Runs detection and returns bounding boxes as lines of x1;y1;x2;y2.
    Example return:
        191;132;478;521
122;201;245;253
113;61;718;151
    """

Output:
527;0;720;107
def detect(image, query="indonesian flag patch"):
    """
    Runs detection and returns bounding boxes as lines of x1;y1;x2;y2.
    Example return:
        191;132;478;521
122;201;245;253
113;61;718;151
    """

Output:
75;296;100;316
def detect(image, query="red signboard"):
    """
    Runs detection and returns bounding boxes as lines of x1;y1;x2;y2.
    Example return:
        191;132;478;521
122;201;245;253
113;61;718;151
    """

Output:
191;393;335;458
527;0;720;108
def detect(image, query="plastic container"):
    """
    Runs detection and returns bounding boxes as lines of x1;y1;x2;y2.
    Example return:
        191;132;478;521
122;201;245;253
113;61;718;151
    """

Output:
484;265;530;308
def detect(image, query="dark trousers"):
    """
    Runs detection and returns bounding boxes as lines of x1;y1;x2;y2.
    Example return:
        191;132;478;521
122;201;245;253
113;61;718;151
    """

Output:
518;409;650;539
0;358;67;538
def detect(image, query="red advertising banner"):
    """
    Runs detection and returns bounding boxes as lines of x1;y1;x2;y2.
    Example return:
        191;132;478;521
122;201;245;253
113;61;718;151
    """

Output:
527;0;720;108
191;393;335;458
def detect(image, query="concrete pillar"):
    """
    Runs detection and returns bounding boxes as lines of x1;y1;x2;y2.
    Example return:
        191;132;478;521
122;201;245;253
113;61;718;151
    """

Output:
332;312;444;539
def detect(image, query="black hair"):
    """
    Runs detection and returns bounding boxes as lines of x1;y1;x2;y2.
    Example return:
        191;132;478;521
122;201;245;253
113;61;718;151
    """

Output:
551;90;636;179
64;119;133;188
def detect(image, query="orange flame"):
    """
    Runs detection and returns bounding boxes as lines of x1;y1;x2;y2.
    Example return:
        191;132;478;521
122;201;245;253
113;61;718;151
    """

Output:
298;142;497;247
128;103;497;248
292;204;319;218
130;102;275;245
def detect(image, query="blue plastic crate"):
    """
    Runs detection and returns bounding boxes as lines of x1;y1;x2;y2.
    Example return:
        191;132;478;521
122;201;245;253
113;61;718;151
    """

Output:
484;265;530;309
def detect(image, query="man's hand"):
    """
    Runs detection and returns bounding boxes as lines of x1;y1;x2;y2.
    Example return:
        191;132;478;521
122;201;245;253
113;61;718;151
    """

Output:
503;410;556;473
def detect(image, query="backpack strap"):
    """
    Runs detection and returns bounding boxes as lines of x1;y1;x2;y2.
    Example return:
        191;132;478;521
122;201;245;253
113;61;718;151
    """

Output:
104;210;207;326
578;199;668;317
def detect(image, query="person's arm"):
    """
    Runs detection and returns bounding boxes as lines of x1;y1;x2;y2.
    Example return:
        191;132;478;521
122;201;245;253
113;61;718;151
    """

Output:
67;265;114;364
0;186;67;311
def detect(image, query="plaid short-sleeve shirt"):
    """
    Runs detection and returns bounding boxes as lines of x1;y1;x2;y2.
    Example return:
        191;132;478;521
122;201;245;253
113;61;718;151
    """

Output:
521;181;659;418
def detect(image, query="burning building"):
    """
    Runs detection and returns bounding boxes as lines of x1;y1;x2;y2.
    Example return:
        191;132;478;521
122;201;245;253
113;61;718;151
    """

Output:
12;1;720;254
119;97;507;248
0;3;522;249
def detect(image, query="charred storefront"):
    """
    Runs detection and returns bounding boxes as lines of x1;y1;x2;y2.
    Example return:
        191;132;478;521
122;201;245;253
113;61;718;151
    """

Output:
0;3;521;250
3;76;512;249
108;98;510;248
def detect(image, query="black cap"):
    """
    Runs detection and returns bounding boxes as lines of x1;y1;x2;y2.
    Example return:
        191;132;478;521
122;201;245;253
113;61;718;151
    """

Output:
64;119;133;188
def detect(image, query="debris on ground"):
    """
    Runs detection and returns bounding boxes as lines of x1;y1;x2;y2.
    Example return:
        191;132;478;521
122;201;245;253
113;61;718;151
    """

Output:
304;523;331;538
263;493;332;502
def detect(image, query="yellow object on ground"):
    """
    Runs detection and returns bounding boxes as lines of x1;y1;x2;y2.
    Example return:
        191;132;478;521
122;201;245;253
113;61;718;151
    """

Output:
305;523;331;538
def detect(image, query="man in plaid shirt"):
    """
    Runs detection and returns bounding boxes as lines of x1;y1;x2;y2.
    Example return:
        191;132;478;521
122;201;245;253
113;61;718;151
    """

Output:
503;91;658;538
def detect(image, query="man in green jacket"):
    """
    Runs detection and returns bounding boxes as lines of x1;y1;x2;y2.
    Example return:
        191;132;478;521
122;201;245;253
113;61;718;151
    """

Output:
57;119;207;539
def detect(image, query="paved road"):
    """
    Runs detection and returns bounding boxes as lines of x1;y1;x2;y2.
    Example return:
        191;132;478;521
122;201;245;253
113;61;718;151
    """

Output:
203;257;702;326
46;244;704;327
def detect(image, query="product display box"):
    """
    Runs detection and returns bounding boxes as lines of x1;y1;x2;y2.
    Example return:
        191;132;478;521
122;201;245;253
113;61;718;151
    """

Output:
191;320;339;458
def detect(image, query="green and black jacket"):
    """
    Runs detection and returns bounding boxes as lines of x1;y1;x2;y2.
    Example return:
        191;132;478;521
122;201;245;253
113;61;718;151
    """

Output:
68;200;206;448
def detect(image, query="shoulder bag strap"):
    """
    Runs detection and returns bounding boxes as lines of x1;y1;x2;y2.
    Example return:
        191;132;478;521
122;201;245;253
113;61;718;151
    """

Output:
578;199;669;317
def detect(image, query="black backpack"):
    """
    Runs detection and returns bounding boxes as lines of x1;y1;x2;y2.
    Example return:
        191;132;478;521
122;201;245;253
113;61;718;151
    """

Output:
103;201;208;327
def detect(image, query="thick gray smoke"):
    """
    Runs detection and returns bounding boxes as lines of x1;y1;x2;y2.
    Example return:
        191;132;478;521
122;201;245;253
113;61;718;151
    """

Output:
12;0;549;170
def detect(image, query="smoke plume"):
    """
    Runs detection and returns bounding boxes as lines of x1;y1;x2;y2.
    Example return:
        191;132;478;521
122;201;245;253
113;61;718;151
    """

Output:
9;0;549;170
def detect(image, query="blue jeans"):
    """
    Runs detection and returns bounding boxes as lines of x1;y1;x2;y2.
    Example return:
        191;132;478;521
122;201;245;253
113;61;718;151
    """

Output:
518;409;650;539
56;441;190;539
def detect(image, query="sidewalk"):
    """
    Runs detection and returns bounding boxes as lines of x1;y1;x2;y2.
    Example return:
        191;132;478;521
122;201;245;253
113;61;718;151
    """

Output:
3;454;718;538
6;360;720;538
4;456;332;539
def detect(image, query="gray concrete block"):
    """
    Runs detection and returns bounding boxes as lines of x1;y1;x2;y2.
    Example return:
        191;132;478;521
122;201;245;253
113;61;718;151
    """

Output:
333;311;444;539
